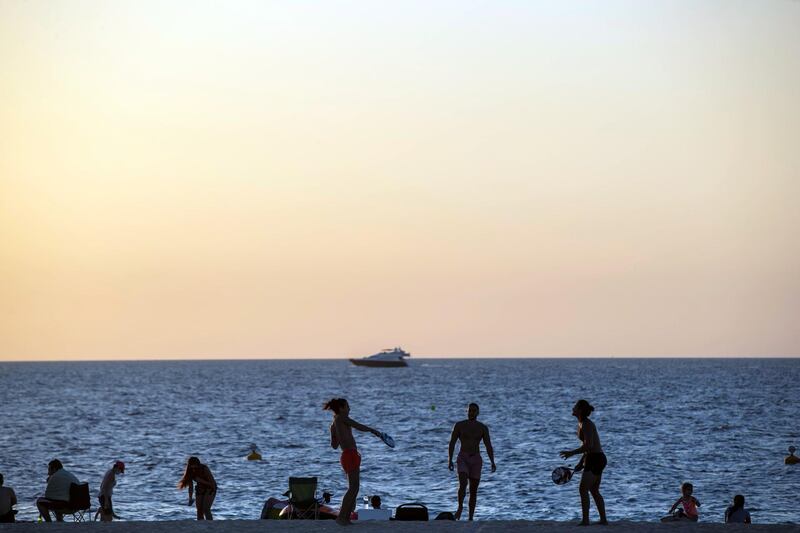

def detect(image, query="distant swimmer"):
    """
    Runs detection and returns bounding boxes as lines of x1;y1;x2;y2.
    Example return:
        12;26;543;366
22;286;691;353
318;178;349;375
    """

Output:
247;444;262;461
448;402;496;521
785;446;799;465
560;399;608;526
324;397;383;526
95;461;125;521
178;456;217;520
662;482;700;522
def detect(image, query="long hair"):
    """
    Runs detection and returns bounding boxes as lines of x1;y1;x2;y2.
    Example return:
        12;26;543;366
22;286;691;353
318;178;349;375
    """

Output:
323;398;348;414
730;494;745;515
178;456;201;489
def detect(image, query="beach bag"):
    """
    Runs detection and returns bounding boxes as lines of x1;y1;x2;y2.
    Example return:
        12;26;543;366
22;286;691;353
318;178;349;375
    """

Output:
435;511;455;520
394;503;428;521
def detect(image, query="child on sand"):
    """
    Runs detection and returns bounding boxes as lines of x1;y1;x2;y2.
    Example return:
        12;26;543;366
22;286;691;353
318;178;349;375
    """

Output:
725;494;752;524
662;482;700;522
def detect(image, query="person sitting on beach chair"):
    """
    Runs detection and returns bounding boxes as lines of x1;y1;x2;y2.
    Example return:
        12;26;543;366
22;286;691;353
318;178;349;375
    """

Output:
36;459;80;522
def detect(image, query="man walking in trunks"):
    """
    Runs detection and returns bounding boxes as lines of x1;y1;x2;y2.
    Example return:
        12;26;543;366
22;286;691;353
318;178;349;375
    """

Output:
325;398;382;526
448;402;496;520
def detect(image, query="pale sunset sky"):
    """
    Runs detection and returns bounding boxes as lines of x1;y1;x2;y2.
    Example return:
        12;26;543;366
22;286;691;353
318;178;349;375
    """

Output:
1;1;798;360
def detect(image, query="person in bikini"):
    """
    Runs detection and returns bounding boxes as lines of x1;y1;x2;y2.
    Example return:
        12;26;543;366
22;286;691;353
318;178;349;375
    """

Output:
560;399;608;526
177;456;217;520
663;482;700;522
324;398;382;526
448;402;496;521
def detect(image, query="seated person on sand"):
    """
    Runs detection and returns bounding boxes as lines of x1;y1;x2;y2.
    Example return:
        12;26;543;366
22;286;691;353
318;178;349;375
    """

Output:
661;482;700;522
0;473;18;523
36;459;80;522
785;446;799;465
725;494;751;524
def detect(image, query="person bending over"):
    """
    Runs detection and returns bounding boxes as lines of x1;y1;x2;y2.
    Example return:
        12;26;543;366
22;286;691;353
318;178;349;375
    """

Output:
178;456;217;520
96;460;125;521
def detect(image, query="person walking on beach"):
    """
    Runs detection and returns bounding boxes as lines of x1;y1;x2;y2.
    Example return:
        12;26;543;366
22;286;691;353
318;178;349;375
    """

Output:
178;456;217;520
96;460;125;521
0;473;18;523
560;399;608;526
324;397;383;526
448;402;496;521
36;459;79;522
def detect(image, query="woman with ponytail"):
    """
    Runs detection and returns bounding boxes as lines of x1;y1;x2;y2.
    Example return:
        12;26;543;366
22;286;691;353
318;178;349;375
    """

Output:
560;399;608;525
323;398;382;526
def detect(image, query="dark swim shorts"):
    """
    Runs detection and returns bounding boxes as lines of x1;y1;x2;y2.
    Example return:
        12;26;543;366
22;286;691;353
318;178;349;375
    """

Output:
584;452;607;475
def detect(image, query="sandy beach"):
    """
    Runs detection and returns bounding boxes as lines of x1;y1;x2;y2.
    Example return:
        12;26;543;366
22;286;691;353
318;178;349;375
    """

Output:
1;521;798;533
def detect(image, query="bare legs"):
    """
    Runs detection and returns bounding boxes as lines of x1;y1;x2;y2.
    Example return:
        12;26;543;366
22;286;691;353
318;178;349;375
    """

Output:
579;470;607;525
454;472;480;520
195;492;214;520
35;499;64;522
337;469;359;526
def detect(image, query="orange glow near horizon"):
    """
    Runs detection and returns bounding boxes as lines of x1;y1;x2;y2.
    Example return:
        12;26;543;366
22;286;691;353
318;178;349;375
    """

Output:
1;1;799;360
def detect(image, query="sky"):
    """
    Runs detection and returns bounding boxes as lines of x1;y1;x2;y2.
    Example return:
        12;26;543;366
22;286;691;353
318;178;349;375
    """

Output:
1;1;798;360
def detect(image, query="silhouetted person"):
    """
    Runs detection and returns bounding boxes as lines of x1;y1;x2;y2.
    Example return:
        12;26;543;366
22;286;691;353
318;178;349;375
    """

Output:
36;459;79;522
178;456;217;520
0;473;18;523
663;482;700;522
785;446;799;465
96;461;124;521
560;399;608;525
725;494;751;524
448;402;496;521
370;495;381;509
325;397;382;526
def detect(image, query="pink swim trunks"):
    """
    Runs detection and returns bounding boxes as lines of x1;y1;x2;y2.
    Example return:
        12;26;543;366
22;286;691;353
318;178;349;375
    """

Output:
456;451;483;480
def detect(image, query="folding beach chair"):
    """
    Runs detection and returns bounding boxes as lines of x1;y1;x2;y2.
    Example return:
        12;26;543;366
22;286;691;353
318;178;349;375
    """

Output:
56;483;91;522
286;477;318;519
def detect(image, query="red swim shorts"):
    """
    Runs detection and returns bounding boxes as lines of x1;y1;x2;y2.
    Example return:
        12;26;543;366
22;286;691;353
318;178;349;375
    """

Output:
340;448;361;474
456;451;483;480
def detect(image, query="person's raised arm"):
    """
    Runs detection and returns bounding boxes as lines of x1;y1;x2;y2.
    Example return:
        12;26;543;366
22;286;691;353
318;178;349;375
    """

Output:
342;415;379;436
448;423;460;470
330;423;339;449
482;424;497;472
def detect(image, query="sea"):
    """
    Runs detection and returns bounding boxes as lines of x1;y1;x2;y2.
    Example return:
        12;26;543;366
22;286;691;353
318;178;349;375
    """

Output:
0;358;798;523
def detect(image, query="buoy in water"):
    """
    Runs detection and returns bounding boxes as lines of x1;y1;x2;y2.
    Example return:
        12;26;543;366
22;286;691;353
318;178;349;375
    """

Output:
247;444;263;461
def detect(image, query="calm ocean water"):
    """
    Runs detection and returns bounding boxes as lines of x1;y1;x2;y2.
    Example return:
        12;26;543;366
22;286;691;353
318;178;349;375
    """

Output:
0;358;798;523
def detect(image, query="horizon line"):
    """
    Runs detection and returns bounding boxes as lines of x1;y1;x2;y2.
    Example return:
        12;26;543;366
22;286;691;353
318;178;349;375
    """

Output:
1;354;798;363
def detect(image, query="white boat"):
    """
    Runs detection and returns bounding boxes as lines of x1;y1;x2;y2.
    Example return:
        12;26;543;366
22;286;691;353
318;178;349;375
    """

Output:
349;347;410;368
